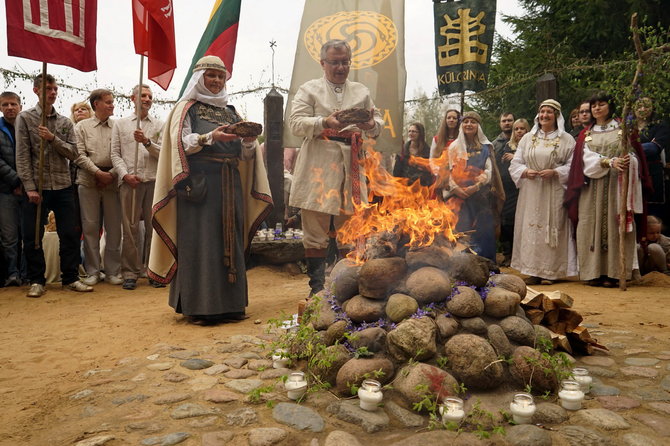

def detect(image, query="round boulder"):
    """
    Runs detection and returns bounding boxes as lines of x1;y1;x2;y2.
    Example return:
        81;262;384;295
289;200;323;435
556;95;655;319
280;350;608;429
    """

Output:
335;357;395;395
329;259;361;303
487;324;513;358
394;362;458;407
313;297;338;330
311;344;351;386
484;287;521;319
446;286;484;318
445;252;490;288
499;316;536;346
435;314;459;341
405;245;451;270
509;345;558;393
358;257;407;299
386;317;437;362
405;267;452;305
344;295;386;323
444;334;504;390
349;327;387;353
324;320;348;346
385;293;419;323
488;273;527;299
458;317;487;335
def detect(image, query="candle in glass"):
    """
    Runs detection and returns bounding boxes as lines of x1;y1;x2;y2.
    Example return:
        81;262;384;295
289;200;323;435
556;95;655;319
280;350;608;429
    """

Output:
439;397;465;423
357;379;383;411
572;368;592;394
285;371;307;400
271;349;289;369
558;380;584;410
509;393;536;424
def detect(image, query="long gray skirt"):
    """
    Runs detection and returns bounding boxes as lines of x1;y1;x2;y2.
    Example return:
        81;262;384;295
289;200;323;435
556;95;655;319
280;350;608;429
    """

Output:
169;163;247;317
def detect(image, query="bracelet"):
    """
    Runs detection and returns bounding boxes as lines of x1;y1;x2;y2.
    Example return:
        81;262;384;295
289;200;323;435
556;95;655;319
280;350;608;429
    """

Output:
599;158;612;169
143;139;151;148
197;134;208;146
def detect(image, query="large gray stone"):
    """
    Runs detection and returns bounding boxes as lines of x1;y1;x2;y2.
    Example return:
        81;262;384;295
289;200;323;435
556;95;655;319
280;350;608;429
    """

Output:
499;316;536;346
558;425;611;446
435;314;459;341
225;407;257;427
385;293;419;322
509;346;558;393
446;286;484;318
247;428;288;446
324;431;363;446
201;431;234;446
383;400;425;427
394;362;458;407
344;295;387;323
272;402;325;432
348;327;387;353
505;424;551;446
324;320;347;346
312;297;337;331
326;399;389;433
328;259;360;303
386;317;437;362
458;316;487;334
140;433;190;446
533;402;567;424
487;324;513;357
170;403;216;419
488;273;527;299
444;334;503;390
445;252;490;287
358;257;407;299
484;287;521;318
180;359;213;370
571;408;631;430
405;267;452;305
335;357;394;395
311;344;350;386
405;245;451;271
632;413;670;437
222;379;264;394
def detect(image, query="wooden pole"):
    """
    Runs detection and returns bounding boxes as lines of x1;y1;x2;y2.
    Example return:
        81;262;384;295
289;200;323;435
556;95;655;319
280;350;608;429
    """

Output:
130;55;144;223
617;13;645;290
34;61;48;248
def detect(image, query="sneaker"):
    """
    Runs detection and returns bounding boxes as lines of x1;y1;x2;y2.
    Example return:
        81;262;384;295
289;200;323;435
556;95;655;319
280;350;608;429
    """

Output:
122;279;137;290
26;283;46;298
64;280;93;292
106;275;124;285
4;275;21;287
149;279;166;288
82;274;101;286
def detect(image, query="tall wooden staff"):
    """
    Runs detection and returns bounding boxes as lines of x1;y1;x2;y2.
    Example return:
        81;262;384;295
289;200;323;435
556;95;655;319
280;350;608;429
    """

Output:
617;13;645;290
131;56;145;223
34;61;48;248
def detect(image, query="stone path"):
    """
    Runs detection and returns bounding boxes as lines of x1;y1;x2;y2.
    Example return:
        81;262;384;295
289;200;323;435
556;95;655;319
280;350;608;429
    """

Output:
32;325;670;446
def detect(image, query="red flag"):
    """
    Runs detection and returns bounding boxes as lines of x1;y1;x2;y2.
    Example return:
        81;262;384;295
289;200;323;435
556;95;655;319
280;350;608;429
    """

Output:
5;0;98;72
132;0;177;90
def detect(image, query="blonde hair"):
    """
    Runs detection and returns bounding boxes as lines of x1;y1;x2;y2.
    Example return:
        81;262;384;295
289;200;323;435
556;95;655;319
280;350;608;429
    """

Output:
70;101;92;123
509;118;530;149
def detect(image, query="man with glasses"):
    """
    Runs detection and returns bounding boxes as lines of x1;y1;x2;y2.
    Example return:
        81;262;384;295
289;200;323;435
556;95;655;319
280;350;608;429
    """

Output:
288;39;383;297
571;101;592;137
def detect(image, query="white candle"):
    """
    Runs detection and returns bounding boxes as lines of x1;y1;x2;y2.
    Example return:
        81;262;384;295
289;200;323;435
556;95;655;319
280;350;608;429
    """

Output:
285;372;307;400
272;349;289;369
558;380;584;410
572;368;593;394
358;379;383;411
509;393;536;424
439;397;465;423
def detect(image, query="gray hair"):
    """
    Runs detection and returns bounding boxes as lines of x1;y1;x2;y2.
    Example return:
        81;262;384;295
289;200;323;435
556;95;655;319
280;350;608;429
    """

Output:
320;39;351;60
132;84;152;97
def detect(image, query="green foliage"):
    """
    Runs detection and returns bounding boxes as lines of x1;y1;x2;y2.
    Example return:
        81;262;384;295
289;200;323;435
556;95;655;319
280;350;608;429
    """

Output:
464;400;506;440
247;384;275;404
522;335;573;394
353;346;373;359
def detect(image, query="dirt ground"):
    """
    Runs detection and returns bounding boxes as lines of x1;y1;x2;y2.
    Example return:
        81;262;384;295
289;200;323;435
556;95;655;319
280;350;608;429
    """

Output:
0;265;668;445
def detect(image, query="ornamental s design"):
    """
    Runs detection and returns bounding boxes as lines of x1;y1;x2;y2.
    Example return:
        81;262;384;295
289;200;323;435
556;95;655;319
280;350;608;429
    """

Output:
438;8;489;66
304;11;397;70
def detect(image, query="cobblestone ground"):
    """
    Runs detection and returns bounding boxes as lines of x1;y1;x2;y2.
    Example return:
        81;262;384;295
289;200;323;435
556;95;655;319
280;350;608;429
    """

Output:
0;267;668;445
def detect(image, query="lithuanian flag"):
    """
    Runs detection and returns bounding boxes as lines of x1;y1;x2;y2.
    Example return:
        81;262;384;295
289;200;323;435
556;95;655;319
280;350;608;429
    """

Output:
179;0;241;95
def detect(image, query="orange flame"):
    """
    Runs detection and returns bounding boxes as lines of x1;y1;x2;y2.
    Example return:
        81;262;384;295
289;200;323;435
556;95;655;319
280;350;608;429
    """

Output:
337;140;472;262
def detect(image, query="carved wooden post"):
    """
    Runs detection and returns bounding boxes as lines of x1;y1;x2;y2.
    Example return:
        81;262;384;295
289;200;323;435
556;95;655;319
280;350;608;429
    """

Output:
264;87;284;227
536;73;558;105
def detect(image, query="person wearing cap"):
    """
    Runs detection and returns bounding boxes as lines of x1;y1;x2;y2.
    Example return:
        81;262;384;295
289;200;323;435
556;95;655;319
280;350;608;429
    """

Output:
565;92;652;287
445;111;504;262
148;56;272;325
509;99;577;285
288;39;383;297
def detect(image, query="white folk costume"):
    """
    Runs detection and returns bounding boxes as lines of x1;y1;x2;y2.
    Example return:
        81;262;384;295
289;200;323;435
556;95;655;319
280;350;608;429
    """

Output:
148;56;272;320
509;100;577;280
574;120;643;281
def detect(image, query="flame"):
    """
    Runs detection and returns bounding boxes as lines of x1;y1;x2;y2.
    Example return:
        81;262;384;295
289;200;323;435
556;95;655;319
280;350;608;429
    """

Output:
337;139;476;262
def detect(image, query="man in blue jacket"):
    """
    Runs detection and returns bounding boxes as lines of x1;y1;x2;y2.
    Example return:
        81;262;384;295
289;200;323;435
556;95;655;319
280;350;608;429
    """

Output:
0;91;23;286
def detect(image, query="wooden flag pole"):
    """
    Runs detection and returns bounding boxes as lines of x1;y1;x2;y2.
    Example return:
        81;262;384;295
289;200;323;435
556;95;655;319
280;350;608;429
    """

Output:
131;55;145;223
34;61;48;248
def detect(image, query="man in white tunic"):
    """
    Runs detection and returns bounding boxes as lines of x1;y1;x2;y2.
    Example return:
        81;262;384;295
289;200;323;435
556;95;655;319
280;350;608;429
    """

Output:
289;39;383;296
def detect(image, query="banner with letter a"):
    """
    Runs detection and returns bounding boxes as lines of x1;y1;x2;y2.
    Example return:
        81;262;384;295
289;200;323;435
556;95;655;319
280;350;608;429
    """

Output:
283;0;405;153
434;0;496;96
6;0;98;71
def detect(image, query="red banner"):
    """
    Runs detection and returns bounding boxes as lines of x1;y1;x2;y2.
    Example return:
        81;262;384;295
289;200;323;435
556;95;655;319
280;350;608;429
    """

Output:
132;0;176;90
5;0;98;72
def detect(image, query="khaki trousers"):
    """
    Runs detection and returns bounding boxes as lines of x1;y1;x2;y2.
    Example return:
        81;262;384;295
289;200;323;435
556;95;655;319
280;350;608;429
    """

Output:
79;185;122;277
301;209;351;254
119;182;155;279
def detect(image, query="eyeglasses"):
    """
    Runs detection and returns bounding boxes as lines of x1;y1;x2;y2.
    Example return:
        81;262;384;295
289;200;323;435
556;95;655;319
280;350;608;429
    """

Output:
323;59;351;67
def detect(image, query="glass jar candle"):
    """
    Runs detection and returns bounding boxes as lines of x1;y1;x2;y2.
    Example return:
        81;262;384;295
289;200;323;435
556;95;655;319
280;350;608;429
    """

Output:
558;380;584;410
572;368;592;394
439;397;465;423
271;348;289;369
285;371;307;400
509;393;536;424
357;379;383;411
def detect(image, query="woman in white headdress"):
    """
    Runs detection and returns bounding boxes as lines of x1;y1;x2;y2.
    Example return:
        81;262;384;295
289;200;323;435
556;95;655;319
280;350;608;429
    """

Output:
446;111;503;262
509;99;577;285
148;56;272;325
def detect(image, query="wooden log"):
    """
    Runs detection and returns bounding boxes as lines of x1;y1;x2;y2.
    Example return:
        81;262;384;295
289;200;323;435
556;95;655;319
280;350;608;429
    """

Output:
525;309;545;325
559;308;583;332
551;332;572;353
545;290;574;308
543;309;560;326
521;287;544;307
